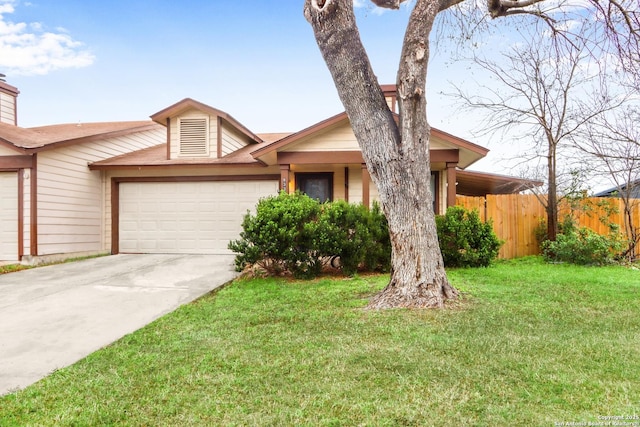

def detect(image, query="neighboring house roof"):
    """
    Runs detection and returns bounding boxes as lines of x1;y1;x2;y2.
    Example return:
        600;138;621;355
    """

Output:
150;98;263;144
594;180;640;198
0;81;19;97
456;169;543;196
0;121;162;153
89;140;272;170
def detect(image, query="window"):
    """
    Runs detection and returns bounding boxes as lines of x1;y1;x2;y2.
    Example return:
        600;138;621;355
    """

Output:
296;173;333;202
179;117;208;156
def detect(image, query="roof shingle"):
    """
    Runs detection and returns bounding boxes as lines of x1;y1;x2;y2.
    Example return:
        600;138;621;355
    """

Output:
0;121;162;151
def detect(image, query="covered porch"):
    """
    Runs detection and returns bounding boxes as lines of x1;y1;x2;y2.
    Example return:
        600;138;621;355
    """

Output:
275;149;461;215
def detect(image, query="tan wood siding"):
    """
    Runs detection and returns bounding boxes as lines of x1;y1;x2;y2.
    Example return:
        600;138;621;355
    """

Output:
280;121;453;157
220;122;250;156
344;166;379;207
283;122;361;152
169;116;179;159
0;145;20;156
37;129;163;256
0;92;16;125
0;172;18;260
429;137;453;150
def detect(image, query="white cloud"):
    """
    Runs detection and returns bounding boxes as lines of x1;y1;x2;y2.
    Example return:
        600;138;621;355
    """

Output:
353;0;390;16
0;1;14;14
0;0;94;76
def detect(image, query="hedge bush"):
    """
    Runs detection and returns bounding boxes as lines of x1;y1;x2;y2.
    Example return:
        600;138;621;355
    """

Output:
541;215;626;265
312;200;390;275
228;192;322;278
228;192;390;278
435;206;502;267
230;194;501;278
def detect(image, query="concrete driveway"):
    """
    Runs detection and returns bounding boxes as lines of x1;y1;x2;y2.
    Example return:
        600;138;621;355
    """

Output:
0;254;239;396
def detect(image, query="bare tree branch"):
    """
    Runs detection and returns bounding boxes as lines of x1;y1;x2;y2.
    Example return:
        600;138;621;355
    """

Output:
488;0;547;18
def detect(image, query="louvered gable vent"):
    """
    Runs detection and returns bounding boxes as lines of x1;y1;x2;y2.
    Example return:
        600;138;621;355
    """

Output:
179;117;208;156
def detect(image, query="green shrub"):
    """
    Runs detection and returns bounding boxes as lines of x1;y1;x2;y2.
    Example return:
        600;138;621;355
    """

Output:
313;201;369;275
231;195;504;278
228;192;322;279
314;201;391;275
228;193;390;278
541;216;626;265
436;206;502;267
362;202;392;273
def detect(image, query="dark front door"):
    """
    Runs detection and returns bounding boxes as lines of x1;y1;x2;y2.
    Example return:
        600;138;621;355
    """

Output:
296;173;333;202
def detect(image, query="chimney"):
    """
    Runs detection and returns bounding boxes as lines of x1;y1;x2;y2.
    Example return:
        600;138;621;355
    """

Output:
381;84;398;113
0;74;20;126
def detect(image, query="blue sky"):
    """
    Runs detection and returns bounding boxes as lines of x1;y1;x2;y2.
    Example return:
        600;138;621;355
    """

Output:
0;0;516;173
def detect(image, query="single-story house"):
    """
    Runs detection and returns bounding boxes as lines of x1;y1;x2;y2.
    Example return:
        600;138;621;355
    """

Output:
594;180;640;199
0;80;538;264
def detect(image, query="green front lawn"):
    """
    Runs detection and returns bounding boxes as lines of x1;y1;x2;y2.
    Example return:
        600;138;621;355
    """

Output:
1;257;639;426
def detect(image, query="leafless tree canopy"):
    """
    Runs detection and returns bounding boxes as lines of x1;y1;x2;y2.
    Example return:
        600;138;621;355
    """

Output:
444;0;638;241
576;105;640;259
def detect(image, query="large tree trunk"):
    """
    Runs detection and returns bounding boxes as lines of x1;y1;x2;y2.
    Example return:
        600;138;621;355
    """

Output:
547;142;558;241
304;0;458;308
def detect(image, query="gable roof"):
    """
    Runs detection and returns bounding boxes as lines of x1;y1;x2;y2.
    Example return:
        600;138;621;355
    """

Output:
150;98;263;144
251;112;348;158
251;111;489;169
0;121;162;153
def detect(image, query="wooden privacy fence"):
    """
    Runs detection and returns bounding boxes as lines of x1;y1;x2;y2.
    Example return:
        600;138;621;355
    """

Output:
455;194;640;259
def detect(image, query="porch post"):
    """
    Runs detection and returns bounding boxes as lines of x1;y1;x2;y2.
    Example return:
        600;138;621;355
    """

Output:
446;162;457;208
361;163;370;208
280;165;290;193
30;154;38;256
18;169;24;259
344;167;349;202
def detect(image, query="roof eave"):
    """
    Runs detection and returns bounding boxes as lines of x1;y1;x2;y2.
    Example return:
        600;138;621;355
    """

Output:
89;162;267;171
0;81;19;97
431;127;489;158
0;137;27;154
25;123;162;153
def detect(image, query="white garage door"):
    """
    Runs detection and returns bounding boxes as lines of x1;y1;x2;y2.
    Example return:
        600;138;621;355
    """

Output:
0;172;18;261
119;180;278;254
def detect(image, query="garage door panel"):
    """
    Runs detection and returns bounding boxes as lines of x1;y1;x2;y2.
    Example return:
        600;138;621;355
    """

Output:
159;220;178;231
119;180;277;254
0;172;18;261
178;222;198;232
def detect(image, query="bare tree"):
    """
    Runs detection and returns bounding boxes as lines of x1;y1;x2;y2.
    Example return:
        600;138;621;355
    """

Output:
579;106;640;260
303;0;639;309
451;24;625;241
